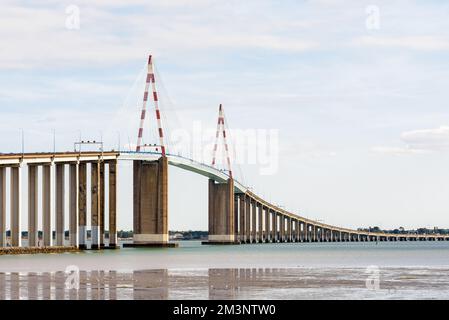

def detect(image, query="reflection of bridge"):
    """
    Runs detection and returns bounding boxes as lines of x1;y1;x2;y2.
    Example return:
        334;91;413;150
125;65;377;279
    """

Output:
0;151;447;251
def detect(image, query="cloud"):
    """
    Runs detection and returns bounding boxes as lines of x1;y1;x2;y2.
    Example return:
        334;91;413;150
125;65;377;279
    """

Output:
0;1;318;70
401;126;449;151
372;126;449;155
371;146;429;156
355;36;449;51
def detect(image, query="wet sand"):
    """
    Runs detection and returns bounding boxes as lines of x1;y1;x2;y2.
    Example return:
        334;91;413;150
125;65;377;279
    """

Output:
1;267;448;300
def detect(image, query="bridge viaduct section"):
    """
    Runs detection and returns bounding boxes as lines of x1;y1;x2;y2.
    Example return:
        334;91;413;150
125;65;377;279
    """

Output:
0;152;118;250
1;152;448;250
127;156;449;246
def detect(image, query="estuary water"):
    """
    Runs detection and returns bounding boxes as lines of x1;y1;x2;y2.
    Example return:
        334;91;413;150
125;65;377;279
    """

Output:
0;241;449;300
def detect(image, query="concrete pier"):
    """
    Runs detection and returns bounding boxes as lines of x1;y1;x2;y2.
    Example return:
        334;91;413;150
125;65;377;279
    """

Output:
55;163;65;246
245;197;251;243
108;161;118;248
287;217;292;242
69;164;78;247
91;162;100;249
234;196;239;242
28;165;38;247
207;178;236;244
78;163;87;250
42;165;52;246
264;206;270;243
0;167;6;247
99;162;105;248
128;158;175;247
239;195;246;243
280;214;285;242
271;210;277;242
10;166;21;247
251;200;257;243
258;203;263;243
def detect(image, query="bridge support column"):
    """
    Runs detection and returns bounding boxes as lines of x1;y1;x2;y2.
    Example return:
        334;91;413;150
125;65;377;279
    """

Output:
206;178;236;245
280;215;285;242
287;217;292;242
42;164;52;247
78;163;87;250
258;203;263;243
295;220;299;242
108;161;118;248
245;197;251;243
0;167;5;247
239;195;246;243
99;162;105;248
55;163;65;246
128;158;175;248
251;200;257;243
264;206;270;243
303;223;308;242
69;163;78;247
91;162;100;249
234;195;239;243
10;166;21;247
271;210;277;242
28;165;38;247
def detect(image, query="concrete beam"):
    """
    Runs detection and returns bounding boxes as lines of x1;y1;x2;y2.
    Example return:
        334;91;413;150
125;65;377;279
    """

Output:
28;165;38;247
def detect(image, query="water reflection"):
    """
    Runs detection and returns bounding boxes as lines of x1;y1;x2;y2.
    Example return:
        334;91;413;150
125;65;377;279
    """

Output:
0;267;448;300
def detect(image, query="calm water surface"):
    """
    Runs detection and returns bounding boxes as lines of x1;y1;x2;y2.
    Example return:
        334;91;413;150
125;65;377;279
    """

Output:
1;241;448;299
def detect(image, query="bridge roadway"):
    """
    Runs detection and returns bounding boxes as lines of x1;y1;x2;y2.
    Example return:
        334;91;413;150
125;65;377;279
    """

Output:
0;151;447;250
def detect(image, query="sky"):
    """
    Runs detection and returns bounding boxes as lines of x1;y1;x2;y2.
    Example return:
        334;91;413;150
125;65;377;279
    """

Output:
1;0;449;231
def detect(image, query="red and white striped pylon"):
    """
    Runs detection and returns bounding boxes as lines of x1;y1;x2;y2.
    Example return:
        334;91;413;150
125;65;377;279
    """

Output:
211;104;233;178
136;55;166;156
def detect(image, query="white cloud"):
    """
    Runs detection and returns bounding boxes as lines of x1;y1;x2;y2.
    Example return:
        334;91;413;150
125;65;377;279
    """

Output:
371;146;429;156
372;125;449;155
355;36;449;51
0;1;318;70
401;126;449;151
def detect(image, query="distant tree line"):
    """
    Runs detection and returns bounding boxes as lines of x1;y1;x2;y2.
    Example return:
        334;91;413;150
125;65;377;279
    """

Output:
358;226;449;235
